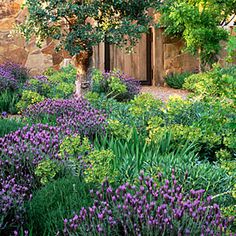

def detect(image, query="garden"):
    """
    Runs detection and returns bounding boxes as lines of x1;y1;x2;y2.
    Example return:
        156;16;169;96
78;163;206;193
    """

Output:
0;0;236;235
0;61;235;235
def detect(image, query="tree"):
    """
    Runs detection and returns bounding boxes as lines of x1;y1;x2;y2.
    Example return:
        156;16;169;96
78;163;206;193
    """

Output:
156;0;236;71
20;0;157;95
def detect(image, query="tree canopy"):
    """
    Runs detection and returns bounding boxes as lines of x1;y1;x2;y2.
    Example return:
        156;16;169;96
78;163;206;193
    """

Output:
156;0;236;69
21;0;157;56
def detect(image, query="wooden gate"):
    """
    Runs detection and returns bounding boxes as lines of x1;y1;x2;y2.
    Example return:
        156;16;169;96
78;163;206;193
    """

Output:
93;30;153;85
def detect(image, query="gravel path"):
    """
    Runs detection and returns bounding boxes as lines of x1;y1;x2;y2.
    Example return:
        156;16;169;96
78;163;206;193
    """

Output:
141;86;189;102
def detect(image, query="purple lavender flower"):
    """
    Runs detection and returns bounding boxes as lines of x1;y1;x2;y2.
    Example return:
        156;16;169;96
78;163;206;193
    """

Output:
63;173;234;235
24;98;107;138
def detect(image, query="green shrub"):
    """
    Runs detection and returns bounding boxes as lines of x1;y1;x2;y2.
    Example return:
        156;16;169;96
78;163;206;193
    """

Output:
165;71;192;89
16;90;45;112
0;90;19;114
0;118;25;137
35;159;62;185
23;65;76;100
47;65;76;99
106;119;131;139
162;96;236;160
83;149;117;184
26;176;94;236
26;78;51;97
90;69;140;101
59;135;92;176
129;93;164;118
183;65;236;100
59;135;92;159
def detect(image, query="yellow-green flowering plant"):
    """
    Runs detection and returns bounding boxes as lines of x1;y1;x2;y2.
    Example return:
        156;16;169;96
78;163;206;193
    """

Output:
35;159;61;185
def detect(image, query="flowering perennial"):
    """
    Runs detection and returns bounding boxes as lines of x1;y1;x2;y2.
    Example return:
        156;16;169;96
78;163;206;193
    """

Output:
0;124;67;231
64;171;234;235
24;98;107;137
0;62;29;91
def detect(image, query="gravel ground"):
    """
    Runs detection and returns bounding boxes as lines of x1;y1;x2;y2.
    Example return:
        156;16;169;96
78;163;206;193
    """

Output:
141;86;189;101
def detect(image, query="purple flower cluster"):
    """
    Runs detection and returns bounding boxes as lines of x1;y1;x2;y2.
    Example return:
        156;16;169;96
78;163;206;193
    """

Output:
63;171;234;235
0;65;18;91
0;124;69;231
0;62;29;91
24;98;107;137
103;70;141;101
1;62;29;83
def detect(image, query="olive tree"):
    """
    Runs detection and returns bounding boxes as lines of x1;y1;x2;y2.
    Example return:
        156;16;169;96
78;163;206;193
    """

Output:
20;0;158;95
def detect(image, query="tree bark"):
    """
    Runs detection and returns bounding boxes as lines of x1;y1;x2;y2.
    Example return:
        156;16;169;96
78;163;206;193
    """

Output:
74;50;93;97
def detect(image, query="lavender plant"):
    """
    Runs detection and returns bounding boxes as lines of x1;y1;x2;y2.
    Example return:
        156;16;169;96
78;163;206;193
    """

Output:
1;62;29;84
0;67;18;91
63;171;234;236
0;124;68;233
24;98;107;138
0;62;30;114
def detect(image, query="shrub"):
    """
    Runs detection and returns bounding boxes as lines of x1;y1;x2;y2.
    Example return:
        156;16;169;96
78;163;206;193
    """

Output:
0;62;29;92
0;68;18;92
63;172;234;235
1;62;29;84
147;96;236;161
129;93;163;117
0;124;66;233
183;65;236;100
46;65;76;99
59;135;92;176
84;149;117;184
23;65;76;99
16;90;45;112
91;69;140;101
106;119;131;139
26;176;94;236
59;135;92;159
34;159;62;185
24;98;107;138
165;71;192;89
0;118;25;137
24;76;51;97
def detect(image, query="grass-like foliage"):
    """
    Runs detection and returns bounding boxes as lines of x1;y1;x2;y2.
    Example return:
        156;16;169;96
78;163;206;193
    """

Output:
165;72;192;89
26;176;94;236
0;118;25;137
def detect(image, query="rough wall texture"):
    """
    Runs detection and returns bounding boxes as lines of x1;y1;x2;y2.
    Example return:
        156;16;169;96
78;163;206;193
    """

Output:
0;0;69;75
163;38;199;75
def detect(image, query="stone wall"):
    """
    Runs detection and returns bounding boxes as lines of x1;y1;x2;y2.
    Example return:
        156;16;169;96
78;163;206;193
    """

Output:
0;0;68;75
0;1;234;81
163;38;199;75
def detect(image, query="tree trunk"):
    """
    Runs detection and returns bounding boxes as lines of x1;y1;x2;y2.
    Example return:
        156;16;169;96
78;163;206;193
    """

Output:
198;48;202;73
74;49;93;97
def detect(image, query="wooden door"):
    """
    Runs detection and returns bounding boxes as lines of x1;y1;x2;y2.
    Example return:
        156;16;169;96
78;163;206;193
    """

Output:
105;30;152;85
